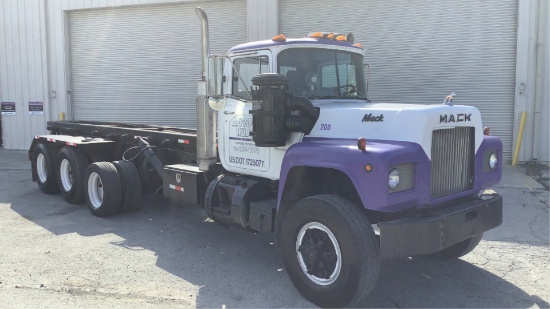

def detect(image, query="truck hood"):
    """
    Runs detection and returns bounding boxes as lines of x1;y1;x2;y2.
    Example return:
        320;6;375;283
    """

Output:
307;100;484;159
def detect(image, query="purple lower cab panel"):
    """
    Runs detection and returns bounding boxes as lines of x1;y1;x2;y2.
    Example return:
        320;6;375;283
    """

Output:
278;136;502;213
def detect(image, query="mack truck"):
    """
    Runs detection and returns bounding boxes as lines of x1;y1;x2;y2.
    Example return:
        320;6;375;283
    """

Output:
27;8;503;307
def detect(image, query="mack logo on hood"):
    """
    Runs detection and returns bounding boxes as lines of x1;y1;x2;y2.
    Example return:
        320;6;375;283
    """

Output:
440;113;471;123
362;113;384;122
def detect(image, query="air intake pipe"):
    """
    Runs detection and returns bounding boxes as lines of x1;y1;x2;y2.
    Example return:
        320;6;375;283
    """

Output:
250;74;289;147
250;74;319;147
195;7;217;171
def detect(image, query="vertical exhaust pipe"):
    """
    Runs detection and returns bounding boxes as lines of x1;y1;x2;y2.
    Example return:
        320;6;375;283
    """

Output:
196;7;209;81
195;7;217;171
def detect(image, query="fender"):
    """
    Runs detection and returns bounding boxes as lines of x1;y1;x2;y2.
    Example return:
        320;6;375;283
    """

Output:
277;138;431;213
278;136;503;213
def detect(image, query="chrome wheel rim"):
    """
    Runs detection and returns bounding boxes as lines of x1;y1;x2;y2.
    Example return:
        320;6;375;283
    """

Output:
60;159;73;192
296;222;342;286
88;172;103;209
36;153;48;183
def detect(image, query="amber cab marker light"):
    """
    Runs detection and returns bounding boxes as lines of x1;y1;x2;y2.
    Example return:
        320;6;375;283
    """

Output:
365;164;373;172
272;34;286;42
310;32;323;38
484;127;490;135
357;137;367;151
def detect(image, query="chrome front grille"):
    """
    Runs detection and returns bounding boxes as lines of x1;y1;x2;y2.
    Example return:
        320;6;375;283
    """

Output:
431;127;475;199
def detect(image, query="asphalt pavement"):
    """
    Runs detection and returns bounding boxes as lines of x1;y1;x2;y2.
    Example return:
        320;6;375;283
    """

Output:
0;149;548;308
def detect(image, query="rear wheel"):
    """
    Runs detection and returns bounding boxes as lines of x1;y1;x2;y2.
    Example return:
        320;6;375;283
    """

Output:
112;160;142;213
85;162;122;217
56;146;88;204
280;194;380;308
429;233;484;260
32;143;59;194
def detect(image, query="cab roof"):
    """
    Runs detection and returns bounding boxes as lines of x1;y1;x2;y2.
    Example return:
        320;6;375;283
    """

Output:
228;38;363;54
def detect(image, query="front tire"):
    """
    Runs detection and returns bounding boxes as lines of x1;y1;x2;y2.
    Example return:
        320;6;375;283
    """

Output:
56;146;88;204
429;233;484;260
85;162;122;217
280;194;380;308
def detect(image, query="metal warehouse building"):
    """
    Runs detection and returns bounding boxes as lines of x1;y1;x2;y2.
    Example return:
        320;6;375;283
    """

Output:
0;0;548;163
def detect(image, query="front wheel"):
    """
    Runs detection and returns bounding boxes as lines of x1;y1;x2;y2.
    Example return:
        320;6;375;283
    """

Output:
280;195;380;308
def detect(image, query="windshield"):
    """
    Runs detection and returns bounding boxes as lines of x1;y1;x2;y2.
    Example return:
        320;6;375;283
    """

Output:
278;48;366;99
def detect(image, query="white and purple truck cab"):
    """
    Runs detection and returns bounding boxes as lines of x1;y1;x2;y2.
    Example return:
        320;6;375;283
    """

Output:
200;24;503;307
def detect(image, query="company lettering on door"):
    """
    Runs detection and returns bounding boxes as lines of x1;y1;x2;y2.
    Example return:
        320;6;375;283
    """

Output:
227;115;269;171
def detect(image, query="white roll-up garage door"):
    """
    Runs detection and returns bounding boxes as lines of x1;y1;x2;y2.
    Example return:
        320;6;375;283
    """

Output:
281;0;517;160
69;1;246;128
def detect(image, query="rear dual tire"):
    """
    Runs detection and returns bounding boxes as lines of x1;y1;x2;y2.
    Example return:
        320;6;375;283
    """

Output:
112;160;142;213
84;161;142;217
33;143;59;194
56;146;88;204
85;162;123;217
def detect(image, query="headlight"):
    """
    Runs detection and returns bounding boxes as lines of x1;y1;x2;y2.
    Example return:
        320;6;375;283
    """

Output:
389;163;415;193
389;169;400;189
489;152;497;169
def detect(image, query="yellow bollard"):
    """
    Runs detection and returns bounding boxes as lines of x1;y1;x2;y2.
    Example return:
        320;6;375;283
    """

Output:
59;112;65;121
511;111;527;166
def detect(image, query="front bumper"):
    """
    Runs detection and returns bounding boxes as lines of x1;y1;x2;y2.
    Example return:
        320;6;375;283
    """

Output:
379;194;503;259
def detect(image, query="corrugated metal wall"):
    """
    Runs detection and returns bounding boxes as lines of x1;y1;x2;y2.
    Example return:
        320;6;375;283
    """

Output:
0;0;273;150
0;0;49;150
534;0;548;163
44;0;198;130
280;0;518;160
1;0;195;150
247;0;279;41
68;1;246;128
0;0;546;161
513;0;549;163
535;0;550;163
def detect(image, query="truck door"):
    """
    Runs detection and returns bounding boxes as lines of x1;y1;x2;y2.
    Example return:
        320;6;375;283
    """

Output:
219;50;272;174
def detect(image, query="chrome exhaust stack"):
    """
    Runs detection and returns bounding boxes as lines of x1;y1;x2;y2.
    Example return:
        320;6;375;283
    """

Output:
196;7;209;81
195;7;217;171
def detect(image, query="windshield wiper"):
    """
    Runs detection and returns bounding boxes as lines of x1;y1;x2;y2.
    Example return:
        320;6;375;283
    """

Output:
340;85;371;102
308;95;341;100
351;89;371;103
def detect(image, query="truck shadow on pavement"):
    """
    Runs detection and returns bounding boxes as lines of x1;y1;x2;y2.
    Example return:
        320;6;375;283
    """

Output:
3;171;545;308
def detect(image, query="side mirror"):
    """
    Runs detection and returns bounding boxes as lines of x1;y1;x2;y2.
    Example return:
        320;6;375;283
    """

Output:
207;56;224;97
